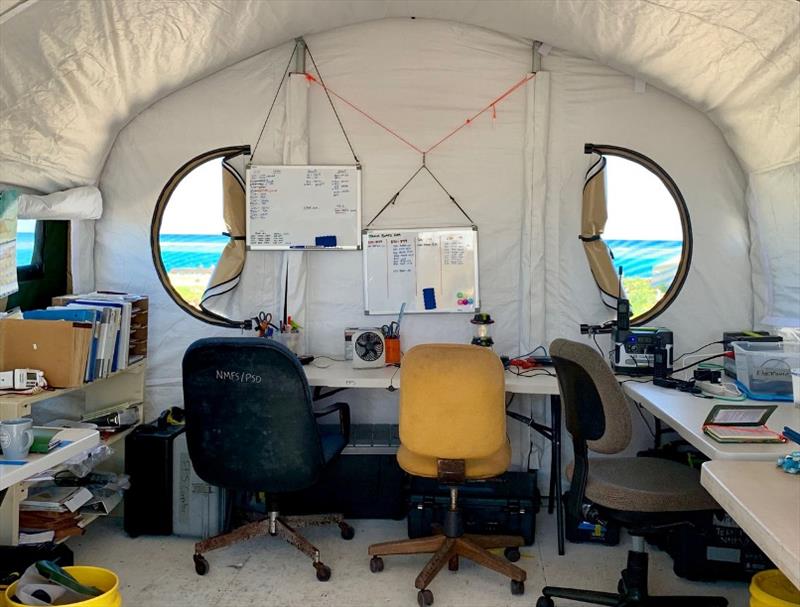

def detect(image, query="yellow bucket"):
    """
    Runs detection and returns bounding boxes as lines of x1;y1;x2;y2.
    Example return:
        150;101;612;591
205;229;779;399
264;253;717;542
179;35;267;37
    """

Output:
750;569;800;607
4;566;121;607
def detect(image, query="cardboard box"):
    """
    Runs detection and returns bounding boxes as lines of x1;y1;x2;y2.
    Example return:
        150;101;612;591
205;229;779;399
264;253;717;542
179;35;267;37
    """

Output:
0;319;92;388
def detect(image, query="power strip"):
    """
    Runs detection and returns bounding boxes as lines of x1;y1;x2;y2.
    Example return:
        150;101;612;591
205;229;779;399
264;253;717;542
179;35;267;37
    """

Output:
695;380;743;399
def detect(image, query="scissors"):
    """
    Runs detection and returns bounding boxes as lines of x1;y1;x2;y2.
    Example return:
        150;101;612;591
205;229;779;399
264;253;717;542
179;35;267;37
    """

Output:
256;312;278;337
381;322;399;337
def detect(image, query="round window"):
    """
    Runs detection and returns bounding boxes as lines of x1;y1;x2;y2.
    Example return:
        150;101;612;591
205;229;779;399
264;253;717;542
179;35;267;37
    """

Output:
591;145;692;324
150;146;249;326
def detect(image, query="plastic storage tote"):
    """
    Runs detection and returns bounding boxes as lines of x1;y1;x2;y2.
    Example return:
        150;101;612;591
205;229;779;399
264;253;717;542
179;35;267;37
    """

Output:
733;342;800;400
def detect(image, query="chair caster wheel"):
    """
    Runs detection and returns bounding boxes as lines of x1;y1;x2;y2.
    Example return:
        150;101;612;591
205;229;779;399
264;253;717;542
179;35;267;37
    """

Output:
339;522;355;540
369;556;384;573
511;579;525;595
536;597;554;607
193;554;209;576
504;547;521;562
618;578;626;594
314;562;331;582
417;589;434;606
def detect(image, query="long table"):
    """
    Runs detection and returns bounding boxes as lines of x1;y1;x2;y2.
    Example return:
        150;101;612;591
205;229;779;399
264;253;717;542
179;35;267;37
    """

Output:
623;382;800;460
303;359;566;553
701;460;800;589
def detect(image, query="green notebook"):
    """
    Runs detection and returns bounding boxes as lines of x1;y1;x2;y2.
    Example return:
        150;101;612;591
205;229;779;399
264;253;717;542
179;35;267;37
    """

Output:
30;428;63;454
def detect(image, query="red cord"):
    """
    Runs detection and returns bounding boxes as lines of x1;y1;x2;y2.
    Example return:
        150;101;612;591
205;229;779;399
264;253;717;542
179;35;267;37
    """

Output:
304;72;535;157
305;73;424;154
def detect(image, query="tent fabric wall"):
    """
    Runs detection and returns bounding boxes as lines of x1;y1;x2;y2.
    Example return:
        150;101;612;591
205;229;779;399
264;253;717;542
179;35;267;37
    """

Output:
2;1;796;335
94;21;750;482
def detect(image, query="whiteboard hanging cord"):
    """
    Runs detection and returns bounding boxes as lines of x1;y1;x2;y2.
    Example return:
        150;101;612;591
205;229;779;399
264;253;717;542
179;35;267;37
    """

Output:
365;163;474;228
251;41;300;161
305;44;361;166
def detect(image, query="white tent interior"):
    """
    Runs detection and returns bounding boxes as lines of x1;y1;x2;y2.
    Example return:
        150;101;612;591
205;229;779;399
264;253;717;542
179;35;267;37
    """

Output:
1;2;798;605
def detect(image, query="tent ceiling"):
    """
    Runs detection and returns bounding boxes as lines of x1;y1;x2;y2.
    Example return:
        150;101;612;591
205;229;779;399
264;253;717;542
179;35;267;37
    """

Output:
0;0;798;193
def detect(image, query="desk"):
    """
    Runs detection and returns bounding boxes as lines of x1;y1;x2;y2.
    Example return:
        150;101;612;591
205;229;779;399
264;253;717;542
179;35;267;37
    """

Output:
623;382;800;460
304;360;566;554
701;460;800;589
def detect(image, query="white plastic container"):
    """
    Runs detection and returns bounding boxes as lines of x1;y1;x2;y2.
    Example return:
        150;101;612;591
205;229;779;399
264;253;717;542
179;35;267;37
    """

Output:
732;342;800;398
792;368;800;406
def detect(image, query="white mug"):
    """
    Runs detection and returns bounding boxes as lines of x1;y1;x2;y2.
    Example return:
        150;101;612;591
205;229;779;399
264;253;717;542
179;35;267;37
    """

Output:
0;418;34;460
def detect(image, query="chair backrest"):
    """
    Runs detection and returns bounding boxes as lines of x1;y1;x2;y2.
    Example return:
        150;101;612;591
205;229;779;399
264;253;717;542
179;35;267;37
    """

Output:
182;337;325;493
399;344;506;460
550;338;632;517
550;338;631;454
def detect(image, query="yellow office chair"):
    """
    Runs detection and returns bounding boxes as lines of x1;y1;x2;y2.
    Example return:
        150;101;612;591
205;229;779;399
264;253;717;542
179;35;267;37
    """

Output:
368;344;526;606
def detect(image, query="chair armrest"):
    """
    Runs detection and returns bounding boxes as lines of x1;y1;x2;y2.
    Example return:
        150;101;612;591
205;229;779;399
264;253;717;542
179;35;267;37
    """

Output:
314;402;351;444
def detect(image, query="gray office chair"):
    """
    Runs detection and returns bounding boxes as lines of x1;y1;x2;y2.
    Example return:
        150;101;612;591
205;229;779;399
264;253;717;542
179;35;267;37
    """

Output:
537;339;727;607
182;337;354;581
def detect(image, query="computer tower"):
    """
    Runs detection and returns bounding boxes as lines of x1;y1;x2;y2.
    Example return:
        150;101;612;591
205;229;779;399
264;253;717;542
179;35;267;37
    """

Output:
123;422;185;537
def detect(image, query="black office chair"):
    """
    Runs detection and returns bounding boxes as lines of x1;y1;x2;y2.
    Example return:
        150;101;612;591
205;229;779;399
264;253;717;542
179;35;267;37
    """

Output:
537;339;727;607
182;337;354;581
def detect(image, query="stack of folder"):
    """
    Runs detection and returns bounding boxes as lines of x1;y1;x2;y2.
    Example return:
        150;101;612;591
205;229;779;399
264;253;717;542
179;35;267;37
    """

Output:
18;485;94;544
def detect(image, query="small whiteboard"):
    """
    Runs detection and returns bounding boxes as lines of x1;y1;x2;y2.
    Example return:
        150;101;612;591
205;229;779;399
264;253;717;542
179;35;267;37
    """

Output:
363;227;480;315
246;165;361;250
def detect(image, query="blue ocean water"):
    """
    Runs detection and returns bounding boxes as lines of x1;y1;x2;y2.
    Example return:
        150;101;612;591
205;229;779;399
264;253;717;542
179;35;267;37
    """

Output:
16;232;682;280
16;232;35;266
606;239;682;282
158;234;228;272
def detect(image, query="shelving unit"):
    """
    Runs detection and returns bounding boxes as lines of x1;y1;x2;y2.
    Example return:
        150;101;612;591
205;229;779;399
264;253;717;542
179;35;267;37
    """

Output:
0;361;146;546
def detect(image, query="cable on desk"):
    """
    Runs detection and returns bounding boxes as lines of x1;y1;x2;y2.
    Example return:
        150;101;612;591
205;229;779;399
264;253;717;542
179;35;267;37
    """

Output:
674;340;723;362
667;353;727;377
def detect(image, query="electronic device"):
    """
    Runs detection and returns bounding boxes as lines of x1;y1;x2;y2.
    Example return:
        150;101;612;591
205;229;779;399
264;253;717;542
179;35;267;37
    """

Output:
351;329;386;369
0;368;46;390
614;327;674;375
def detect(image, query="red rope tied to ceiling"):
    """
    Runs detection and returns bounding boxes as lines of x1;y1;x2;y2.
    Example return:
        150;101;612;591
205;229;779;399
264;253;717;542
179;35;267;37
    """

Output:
304;72;535;157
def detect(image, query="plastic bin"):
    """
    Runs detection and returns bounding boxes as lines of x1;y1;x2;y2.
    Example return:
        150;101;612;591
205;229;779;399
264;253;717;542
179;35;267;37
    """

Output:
733;342;800;400
5;566;121;607
749;569;800;607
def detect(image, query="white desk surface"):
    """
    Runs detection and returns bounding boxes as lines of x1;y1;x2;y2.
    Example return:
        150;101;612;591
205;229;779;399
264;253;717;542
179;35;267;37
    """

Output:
701;460;800;589
304;359;559;395
0;428;100;490
624;381;800;461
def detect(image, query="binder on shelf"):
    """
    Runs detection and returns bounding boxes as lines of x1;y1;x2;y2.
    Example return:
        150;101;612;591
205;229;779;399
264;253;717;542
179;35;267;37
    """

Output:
53;292;148;367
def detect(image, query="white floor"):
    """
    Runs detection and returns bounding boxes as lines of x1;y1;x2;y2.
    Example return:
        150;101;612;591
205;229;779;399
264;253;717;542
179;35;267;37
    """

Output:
71;516;749;606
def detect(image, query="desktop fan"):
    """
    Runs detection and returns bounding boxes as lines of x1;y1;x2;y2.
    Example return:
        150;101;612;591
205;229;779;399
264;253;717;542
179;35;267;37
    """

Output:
352;329;386;369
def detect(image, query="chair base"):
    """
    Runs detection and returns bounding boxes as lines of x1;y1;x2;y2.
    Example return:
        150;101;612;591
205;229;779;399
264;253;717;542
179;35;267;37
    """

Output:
538;550;728;607
193;511;353;581
369;531;527;601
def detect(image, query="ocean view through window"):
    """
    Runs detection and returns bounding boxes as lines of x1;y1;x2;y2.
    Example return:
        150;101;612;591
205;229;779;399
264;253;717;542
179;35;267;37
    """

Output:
603;154;687;320
16;219;36;267
158;157;226;308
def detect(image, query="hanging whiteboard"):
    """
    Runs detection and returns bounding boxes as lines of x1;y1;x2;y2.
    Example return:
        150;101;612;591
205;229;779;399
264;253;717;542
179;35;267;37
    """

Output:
363;227;480;315
246;165;361;250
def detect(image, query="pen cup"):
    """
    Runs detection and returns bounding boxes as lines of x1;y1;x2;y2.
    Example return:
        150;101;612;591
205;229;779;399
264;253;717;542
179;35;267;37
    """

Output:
385;336;401;365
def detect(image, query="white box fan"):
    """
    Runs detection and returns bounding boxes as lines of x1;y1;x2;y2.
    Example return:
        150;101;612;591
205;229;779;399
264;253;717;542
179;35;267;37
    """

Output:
351;329;386;368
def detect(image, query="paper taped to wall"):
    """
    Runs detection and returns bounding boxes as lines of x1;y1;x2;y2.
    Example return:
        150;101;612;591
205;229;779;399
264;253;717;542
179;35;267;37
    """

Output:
363;227;479;314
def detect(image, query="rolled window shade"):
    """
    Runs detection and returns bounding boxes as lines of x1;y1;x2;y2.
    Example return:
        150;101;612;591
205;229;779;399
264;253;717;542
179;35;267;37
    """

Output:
200;155;246;314
18;186;102;220
582;154;624;307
